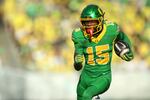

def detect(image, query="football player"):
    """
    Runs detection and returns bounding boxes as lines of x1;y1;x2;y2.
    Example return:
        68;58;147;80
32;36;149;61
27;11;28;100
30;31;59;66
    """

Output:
72;4;134;100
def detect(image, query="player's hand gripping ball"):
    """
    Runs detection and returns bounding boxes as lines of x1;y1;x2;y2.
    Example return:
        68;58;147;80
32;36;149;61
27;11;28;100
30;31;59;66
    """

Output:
114;40;133;61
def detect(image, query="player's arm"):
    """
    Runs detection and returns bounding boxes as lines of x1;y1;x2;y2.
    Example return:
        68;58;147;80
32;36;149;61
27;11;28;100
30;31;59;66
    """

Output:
72;29;84;71
114;26;134;61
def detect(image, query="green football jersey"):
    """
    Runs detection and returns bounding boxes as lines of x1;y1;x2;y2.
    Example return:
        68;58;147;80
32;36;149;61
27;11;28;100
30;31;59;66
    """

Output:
72;22;132;77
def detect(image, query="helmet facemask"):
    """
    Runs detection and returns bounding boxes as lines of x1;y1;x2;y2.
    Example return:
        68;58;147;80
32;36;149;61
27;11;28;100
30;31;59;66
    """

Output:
80;4;105;40
81;17;103;40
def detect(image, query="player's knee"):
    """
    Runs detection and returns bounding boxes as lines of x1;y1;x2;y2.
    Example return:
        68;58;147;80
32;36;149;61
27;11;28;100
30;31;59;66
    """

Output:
82;91;93;100
99;82;111;94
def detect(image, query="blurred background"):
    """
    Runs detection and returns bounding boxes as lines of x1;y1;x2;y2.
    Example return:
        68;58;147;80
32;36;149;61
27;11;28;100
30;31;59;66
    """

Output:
0;0;150;100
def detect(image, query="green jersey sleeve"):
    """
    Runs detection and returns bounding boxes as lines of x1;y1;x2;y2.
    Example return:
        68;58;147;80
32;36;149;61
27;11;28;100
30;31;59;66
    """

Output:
114;24;134;57
115;29;132;49
72;28;84;55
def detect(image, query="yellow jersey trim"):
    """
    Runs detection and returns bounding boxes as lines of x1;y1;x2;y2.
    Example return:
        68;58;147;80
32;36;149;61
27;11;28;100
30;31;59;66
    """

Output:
91;24;107;43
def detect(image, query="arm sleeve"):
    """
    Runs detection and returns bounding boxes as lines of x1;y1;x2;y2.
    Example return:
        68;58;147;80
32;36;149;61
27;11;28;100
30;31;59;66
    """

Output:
115;31;132;49
72;30;84;70
72;30;84;55
114;25;134;59
113;23;132;48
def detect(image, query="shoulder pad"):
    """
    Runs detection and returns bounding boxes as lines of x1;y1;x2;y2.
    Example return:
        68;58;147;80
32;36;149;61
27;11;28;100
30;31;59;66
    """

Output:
106;21;117;26
72;28;83;43
74;28;81;32
106;21;119;32
72;28;81;38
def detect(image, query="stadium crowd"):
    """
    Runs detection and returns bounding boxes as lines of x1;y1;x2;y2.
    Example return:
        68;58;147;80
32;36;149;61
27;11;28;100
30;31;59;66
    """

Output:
0;0;150;72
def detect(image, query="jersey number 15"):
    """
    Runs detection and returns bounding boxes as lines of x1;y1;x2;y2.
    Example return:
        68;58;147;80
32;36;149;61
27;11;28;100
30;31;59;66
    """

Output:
86;44;110;65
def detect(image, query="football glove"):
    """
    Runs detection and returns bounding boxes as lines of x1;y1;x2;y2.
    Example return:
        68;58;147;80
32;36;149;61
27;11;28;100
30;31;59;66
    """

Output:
75;54;84;63
74;62;83;71
74;54;84;71
120;51;134;61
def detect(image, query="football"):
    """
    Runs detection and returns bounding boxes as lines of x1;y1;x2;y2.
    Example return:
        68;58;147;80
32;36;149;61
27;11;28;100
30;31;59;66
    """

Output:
114;40;129;57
